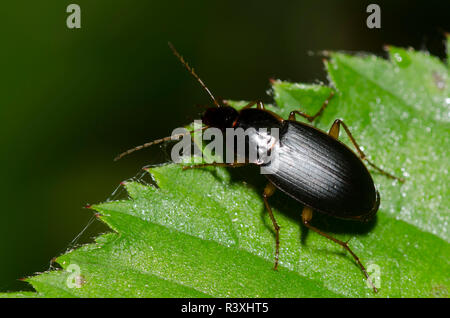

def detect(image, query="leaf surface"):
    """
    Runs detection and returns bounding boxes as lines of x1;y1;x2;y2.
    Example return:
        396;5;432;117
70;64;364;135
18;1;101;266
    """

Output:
3;43;449;298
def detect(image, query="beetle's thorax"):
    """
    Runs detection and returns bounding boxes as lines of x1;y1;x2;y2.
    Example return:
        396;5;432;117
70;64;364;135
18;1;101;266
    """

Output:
230;108;283;165
233;108;283;131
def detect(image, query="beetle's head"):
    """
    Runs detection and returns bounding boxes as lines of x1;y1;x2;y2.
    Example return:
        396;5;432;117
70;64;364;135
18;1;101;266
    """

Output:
202;106;238;130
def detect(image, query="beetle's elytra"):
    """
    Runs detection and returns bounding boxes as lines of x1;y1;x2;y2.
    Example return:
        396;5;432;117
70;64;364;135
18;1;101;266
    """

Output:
115;43;404;293
264;117;380;222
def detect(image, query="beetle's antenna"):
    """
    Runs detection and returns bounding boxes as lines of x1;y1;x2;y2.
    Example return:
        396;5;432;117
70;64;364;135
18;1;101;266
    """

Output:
114;126;209;161
168;42;221;108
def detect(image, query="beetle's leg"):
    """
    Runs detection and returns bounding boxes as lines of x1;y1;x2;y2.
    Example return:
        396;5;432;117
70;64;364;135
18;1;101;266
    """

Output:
240;100;265;110
223;100;266;110
239;101;287;121
182;162;247;170
288;91;334;122
301;206;378;293
328;119;405;182
220;98;265;110
256;101;265;110
262;182;281;270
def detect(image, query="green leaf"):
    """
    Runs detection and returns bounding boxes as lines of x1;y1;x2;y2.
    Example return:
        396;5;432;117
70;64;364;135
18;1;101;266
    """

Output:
2;42;449;298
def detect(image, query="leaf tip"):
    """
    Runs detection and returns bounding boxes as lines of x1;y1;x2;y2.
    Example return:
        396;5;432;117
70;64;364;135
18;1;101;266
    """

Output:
50;256;57;265
321;57;332;70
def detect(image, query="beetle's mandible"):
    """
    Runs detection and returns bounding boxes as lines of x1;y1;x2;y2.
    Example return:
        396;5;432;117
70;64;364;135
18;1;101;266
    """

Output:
115;43;405;293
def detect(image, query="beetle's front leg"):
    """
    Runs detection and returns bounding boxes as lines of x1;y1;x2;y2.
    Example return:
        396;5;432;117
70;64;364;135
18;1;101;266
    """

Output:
243;101;265;110
262;182;281;270
222;100;265;110
288;91;334;122
328;119;405;182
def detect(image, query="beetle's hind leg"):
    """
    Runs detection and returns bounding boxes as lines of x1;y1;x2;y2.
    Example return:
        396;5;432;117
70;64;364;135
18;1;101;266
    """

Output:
262;182;281;270
328;119;405;182
301;207;378;293
288;91;334;123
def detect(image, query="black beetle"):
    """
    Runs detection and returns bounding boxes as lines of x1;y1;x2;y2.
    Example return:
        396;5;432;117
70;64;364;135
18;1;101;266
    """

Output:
115;43;404;293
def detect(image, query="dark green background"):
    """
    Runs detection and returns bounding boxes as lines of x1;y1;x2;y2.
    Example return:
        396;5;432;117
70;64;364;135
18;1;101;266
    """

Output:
0;0;449;292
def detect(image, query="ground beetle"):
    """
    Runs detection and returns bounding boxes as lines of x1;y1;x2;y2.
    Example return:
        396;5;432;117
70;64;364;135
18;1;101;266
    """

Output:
116;43;404;293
